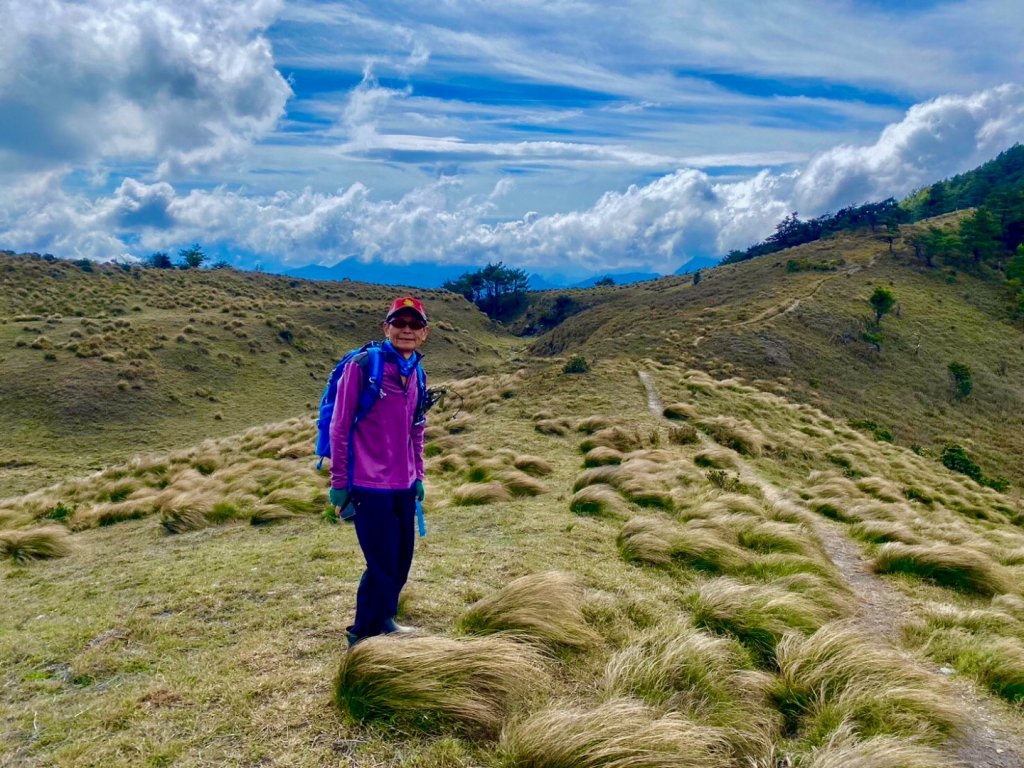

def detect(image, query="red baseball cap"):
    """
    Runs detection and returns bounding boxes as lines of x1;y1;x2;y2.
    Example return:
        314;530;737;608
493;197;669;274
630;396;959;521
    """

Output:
385;296;428;324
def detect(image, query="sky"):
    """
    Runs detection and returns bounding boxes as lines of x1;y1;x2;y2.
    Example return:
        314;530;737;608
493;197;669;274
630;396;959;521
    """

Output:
1;0;1023;279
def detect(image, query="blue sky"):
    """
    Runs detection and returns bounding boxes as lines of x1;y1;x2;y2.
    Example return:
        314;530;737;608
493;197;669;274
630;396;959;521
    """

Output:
1;0;1023;278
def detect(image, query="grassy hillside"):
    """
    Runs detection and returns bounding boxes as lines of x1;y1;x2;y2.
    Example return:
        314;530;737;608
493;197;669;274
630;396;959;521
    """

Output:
523;218;1024;489
2;359;1023;766
0;254;512;495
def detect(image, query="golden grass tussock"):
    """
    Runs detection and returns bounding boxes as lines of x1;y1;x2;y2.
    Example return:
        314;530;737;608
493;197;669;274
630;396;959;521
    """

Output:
429;453;469;474
569;484;625;518
693;447;738;469
498;697;727;768
873;542;1016;597
618;516;751;574
616;476;675;511
580;426;644;454
573;466;623;492
534;418;572;436
575;414;615;433
602;622;779;760
458;571;600;650
802;734;952;768
774;623;963;745
512;454;553;477
688;578;835;666
0;525;72;563
249;502;299;525
736;519;817;557
696;416;765;456
495;470;549;497
159;491;216;533
662;402;696;421
452;482;513;506
854;476;904;503
335;634;549;737
583;446;624;467
850;521;922;546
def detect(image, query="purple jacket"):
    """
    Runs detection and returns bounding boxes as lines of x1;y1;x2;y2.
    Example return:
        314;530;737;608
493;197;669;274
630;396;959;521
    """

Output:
328;352;426;491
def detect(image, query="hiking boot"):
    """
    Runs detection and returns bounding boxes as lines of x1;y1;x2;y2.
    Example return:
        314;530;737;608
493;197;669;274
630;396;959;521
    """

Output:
383;617;416;635
346;630;362;649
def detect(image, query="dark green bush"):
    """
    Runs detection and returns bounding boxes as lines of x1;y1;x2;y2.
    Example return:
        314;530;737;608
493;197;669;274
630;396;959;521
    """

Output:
562;355;590;374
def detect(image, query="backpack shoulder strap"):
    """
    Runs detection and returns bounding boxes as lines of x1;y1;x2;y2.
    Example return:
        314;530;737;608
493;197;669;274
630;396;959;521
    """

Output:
413;361;428;426
353;344;384;423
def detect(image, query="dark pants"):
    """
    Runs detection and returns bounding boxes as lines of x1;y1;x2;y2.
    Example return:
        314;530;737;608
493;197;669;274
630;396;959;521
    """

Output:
348;487;416;638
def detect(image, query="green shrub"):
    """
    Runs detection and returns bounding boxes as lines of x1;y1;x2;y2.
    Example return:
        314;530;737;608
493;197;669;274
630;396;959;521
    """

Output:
562;355;590;374
947;361;972;400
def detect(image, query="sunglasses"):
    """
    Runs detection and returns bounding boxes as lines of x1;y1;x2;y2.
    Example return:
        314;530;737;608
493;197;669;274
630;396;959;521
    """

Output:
388;318;426;330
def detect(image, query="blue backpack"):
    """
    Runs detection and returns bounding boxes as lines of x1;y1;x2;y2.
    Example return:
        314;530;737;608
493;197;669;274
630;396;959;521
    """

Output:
314;342;428;471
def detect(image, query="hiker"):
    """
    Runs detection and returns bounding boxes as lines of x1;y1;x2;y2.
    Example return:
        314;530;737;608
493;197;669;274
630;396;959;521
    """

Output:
328;296;430;647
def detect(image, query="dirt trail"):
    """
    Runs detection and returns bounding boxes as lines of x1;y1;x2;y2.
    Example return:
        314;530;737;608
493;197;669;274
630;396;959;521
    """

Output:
692;255;878;347
638;370;1024;768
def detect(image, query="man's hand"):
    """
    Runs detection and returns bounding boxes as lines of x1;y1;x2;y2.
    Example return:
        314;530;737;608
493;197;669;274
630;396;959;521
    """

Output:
414;480;425;502
329;487;349;510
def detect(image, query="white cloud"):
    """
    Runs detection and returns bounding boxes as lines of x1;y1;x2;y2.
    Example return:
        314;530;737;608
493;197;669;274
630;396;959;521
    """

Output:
795;84;1024;214
0;0;291;174
2;84;1022;275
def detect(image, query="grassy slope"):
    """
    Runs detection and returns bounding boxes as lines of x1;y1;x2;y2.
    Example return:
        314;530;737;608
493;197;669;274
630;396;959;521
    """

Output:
3;359;1023;766
0;255;511;496
525;219;1024;488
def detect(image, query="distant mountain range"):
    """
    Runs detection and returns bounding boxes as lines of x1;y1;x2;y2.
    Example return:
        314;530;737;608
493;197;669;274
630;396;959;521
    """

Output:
281;254;721;291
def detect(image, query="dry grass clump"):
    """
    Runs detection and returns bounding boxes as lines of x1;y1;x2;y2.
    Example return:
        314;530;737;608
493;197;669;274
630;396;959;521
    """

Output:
696;416;765;456
569;485;625;518
0;525;72;562
495;470;549;497
616;477;675;511
249;502;299;525
580;426;644;454
737;520;816;557
467;456;512;481
773;623;963;746
662;402;697;421
512;454;553;477
873;543;1016;596
602;623;778;761
693;447;738;469
583;446;624;467
535;418;572;436
618;516;751;573
576;415;615;434
850;521;922;546
458;571;599;650
497;698;727;768
429;453;469;474
906;606;1024;703
689;578;834;666
452;482;513;506
573;466;622;492
335;634;549;736
159;494;213;534
802;734;952;768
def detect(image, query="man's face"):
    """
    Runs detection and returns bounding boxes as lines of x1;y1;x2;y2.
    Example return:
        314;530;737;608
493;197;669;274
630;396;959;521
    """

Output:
383;310;429;356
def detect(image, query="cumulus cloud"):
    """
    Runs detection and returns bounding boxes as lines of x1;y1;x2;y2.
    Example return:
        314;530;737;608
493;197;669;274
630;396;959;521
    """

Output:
795;84;1024;214
0;0;291;174
2;84;1022;274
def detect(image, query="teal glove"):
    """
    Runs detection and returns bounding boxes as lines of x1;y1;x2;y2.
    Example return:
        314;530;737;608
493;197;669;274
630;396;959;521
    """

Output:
329;487;349;509
414;480;425;502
